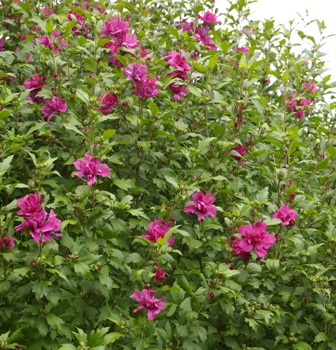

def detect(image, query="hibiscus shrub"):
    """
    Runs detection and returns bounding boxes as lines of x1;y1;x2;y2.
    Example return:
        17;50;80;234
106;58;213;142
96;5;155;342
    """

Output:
1;0;336;348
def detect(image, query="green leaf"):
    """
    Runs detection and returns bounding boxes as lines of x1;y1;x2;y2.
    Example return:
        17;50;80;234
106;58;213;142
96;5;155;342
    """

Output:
239;54;248;69
0;109;11;120
180;297;192;313
59;345;77;350
113;179;135;190
76;89;90;105
198;137;217;155
245;317;258;331
63;123;85;136
104;332;124;345
293;342;312;350
207;54;218;69
314;332;329;343
282;68;289;83
46;313;64;329
0;155;14;176
103;129;116;140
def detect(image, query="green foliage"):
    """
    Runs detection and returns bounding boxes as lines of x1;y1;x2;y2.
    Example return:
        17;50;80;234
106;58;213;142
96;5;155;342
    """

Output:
0;0;336;348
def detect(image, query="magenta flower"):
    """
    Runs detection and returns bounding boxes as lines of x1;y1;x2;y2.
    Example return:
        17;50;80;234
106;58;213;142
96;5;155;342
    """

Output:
98;92;119;114
169;84;189;99
15;209;62;244
116;32;139;49
23;73;43;89
302;82;317;93
41;96;67;122
130;287;167;320
197;11;220;24
226;236;250;260
124;63;149;84
236;46;249;54
73;153;110;185
0;236;15;250
236;221;276;258
101;15;129;37
272;204;297;226
178;21;194;32
17;192;43;217
36;36;53;49
231;144;247;162
285;92;298;111
142;220;174;246
165;51;191;74
133;77;159;99
184;191;216;221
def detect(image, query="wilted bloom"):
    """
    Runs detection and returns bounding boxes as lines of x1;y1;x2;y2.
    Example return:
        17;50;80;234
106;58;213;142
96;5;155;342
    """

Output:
302;82;317;93
15;209;62;244
272;204;297;226
41;96;67;122
130;288;167;320
0;39;5;52
197;11;220;24
98;92;119;114
101;15;129;37
0;236;15;250
155;268;166;283
17;192;43;217
142;220;174;246
184;191;216;221
73;153;110;185
236;221;276;258
231;144;247;162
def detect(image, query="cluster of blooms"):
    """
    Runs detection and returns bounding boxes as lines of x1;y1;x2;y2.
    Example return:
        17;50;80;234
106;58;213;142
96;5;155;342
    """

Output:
124;63;159;99
15;193;62;244
101;14;139;66
179;11;218;50
227;204;297;259
73;153;110;185
286;92;312;119
98;92;119;114
23;74;67;121
164;51;190;99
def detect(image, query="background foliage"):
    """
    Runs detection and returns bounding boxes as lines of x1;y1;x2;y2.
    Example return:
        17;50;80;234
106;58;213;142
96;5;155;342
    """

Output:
1;0;336;349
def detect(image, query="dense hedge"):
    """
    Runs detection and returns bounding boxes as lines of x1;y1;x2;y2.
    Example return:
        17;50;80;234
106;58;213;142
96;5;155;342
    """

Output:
0;0;336;349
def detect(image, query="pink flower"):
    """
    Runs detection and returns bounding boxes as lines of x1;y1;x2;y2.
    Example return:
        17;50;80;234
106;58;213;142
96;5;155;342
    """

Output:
286;92;298;111
155;268;166;283
231;144;247;162
236;221;276;258
37;36;53;49
73;153;110;185
130;288;167;320
300;98;312;107
124;63;149;84
272;204;297;226
236;46;249;53
0;236;15;250
17;192;43;217
41;96;67;122
184;191;216;221
178;21;194;32
15;209;62;244
165;51;191;74
101;15;129;38
302;82;317;93
67;10;85;26
41;6;54;16
116;32;139;49
142;220;174;246
169;84;189;99
23;73;43;90
98;92;119;114
133;77;159;99
197;11;220;24
226;236;250;260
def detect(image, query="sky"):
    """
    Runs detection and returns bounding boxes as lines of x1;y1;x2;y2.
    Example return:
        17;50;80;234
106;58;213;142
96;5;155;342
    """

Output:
216;0;336;80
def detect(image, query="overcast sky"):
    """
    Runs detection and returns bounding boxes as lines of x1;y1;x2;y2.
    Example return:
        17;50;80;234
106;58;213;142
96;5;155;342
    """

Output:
216;0;336;80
